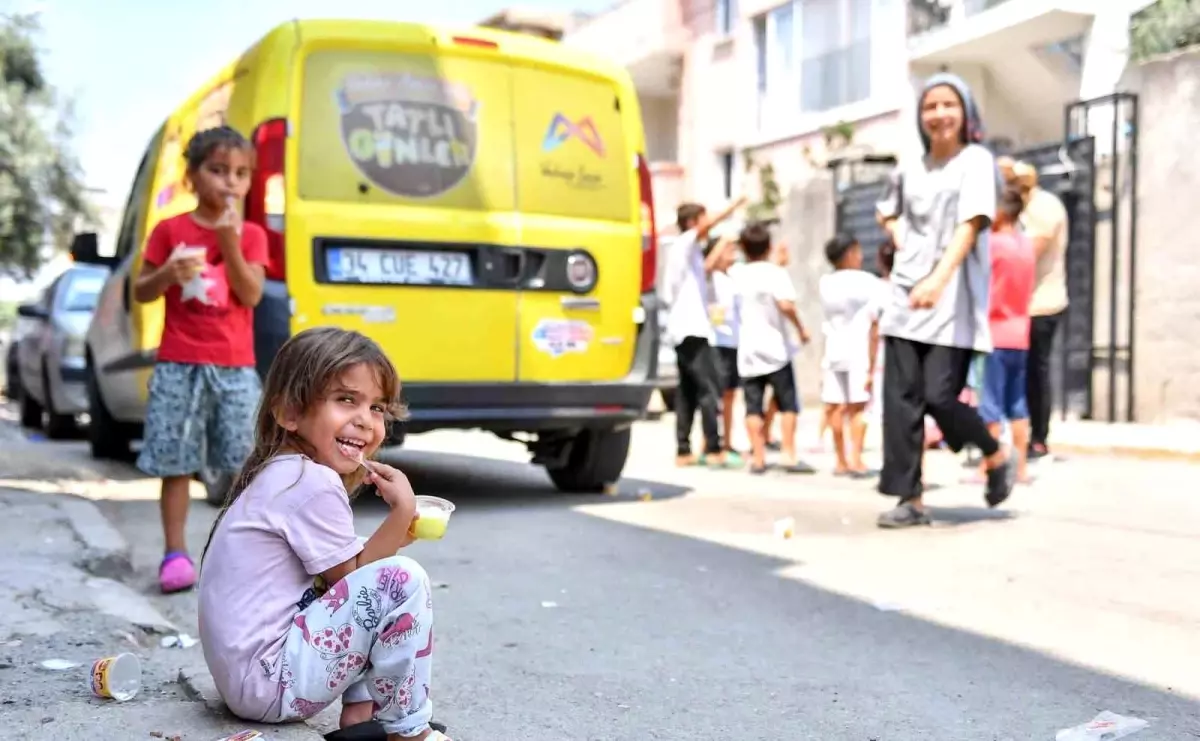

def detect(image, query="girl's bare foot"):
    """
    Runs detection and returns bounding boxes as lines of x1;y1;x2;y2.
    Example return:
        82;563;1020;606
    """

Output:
340;700;373;729
675;454;697;467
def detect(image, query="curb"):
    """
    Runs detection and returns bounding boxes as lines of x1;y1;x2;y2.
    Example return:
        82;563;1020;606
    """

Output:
59;495;133;580
1050;442;1200;463
178;668;330;739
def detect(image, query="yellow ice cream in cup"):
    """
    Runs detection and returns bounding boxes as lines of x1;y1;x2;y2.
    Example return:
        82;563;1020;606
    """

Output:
412;495;455;541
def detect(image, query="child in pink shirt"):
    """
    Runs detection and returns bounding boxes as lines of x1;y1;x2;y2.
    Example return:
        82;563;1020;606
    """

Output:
198;327;451;741
978;188;1037;483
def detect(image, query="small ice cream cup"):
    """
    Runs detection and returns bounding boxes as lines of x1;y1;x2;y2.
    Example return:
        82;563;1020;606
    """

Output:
412;495;455;541
89;652;141;702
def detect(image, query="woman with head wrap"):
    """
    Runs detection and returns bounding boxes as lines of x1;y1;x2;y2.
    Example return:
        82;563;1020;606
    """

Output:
873;73;1015;528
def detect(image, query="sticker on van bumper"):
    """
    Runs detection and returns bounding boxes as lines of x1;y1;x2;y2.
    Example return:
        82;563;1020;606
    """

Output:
532;319;593;357
336;72;478;199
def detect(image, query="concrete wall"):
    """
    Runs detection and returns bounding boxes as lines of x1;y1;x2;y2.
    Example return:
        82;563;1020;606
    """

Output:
1121;47;1200;422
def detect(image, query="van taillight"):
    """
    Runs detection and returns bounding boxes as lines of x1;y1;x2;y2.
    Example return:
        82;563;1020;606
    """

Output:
245;118;287;281
637;153;656;294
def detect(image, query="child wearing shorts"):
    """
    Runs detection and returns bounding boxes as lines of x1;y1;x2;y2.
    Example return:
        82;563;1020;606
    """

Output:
133;126;268;593
977;187;1037;484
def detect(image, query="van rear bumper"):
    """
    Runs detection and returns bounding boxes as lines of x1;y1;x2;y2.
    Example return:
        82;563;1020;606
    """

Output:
400;379;657;434
397;291;662;436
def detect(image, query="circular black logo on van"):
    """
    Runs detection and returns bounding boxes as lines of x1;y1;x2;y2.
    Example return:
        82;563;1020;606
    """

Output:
336;73;479;199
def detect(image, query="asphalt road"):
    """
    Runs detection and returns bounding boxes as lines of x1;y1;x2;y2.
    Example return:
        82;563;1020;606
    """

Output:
11;413;1200;740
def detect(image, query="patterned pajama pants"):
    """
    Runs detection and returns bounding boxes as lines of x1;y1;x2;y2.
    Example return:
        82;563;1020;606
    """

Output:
275;555;435;737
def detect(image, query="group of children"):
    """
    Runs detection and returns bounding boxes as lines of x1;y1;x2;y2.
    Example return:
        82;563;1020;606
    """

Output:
663;200;814;475
132;125;449;740
125;67;1044;738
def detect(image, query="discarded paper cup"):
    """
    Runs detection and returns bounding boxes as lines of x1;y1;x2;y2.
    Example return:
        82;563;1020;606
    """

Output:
412;495;455;541
89;652;141;702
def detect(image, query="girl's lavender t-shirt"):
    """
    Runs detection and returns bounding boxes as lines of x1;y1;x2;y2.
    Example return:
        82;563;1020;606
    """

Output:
198;455;362;721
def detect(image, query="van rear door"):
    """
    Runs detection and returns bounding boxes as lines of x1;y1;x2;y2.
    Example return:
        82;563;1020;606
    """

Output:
293;44;519;382
510;66;640;383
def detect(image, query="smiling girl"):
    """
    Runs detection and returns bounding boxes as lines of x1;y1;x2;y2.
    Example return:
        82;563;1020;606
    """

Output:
874;73;1014;528
198;327;450;741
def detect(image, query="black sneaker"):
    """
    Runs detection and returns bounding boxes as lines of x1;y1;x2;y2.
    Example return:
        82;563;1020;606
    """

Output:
985;458;1016;508
877;502;932;529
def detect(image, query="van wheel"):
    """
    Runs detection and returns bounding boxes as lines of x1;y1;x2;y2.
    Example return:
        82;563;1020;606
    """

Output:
87;365;133;460
44;366;78;440
545;427;631;493
199;466;236;507
19;384;43;429
659;387;676;412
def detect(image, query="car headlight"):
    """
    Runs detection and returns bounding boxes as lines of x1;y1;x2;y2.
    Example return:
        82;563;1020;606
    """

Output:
63;336;87;361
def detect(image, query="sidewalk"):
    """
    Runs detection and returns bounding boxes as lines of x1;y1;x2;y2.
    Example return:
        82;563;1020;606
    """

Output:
646;393;1200;462
0;425;327;739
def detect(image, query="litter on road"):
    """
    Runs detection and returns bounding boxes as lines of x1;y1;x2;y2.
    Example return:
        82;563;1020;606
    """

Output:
1055;710;1148;740
39;658;79;671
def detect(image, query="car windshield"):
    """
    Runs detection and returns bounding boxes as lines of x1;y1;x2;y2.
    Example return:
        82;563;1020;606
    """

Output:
61;275;105;313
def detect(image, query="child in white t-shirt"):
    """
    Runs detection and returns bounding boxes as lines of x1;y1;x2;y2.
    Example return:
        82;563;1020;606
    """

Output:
818;233;881;476
727;223;812;474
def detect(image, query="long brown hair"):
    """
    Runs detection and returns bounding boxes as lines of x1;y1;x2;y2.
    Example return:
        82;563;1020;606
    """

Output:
201;327;407;563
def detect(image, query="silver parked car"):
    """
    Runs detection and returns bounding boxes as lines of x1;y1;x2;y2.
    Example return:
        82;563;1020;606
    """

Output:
15;264;110;437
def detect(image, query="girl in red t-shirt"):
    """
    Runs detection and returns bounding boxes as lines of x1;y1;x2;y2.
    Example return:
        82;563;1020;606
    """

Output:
133;126;269;593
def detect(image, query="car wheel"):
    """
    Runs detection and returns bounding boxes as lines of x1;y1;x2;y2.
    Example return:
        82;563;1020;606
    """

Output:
44;366;78;440
545;427;632;493
87;363;133;460
199;465;236;507
659;387;676;412
19;383;43;429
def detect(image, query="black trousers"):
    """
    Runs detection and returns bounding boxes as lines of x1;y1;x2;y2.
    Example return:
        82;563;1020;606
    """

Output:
880;336;1000;501
675;337;722;456
1027;311;1062;447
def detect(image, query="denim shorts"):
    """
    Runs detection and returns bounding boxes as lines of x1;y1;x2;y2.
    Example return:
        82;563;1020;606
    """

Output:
136;362;261;478
979;349;1029;424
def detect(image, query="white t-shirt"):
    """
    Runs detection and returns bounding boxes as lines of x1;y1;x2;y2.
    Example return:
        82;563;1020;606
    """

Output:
710;269;739;349
730;261;796;378
662;229;715;346
819;269;882;372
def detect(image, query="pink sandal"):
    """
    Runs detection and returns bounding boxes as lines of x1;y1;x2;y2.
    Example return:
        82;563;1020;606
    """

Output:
159;552;196;594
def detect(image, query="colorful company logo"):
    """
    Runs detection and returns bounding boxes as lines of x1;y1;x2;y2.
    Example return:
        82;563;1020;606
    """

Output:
541;114;605;157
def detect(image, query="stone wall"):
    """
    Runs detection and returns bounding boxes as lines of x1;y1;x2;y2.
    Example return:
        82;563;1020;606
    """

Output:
1120;47;1200;421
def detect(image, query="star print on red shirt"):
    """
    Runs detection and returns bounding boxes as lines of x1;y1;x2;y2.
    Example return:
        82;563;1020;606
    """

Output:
142;213;268;367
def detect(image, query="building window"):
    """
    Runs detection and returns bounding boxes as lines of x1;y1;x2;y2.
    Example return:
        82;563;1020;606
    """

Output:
799;0;872;113
718;150;735;199
716;0;737;36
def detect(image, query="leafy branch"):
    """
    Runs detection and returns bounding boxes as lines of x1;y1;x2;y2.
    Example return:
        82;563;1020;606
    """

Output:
0;12;92;278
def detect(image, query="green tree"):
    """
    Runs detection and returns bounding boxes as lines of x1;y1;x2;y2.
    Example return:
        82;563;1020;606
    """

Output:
0;13;90;277
742;150;781;224
1130;0;1200;61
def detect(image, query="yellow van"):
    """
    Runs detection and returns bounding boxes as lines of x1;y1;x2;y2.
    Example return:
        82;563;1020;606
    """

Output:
73;19;661;499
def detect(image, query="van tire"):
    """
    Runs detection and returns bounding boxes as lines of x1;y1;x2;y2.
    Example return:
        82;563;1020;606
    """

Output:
87;365;133;461
200;466;236;507
659;387;676;413
19;385;43;429
44;366;78;440
545;427;631;493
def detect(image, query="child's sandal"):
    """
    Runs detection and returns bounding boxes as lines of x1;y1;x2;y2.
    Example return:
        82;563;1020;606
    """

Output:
324;721;449;741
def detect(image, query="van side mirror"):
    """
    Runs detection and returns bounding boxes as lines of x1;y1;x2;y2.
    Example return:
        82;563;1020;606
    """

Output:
17;303;49;320
70;232;116;267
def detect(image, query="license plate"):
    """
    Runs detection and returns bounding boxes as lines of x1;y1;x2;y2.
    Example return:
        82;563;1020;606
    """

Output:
325;247;473;286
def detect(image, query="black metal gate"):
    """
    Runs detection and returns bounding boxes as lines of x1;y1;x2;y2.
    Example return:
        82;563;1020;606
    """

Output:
1011;136;1097;422
829;153;898;276
1013;92;1138;422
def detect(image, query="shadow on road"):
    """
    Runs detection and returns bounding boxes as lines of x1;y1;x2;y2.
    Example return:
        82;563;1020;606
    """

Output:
423;499;1200;740
371;447;692;512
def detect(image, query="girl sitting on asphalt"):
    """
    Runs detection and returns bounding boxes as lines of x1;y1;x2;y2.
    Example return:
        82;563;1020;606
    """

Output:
198;327;450;741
